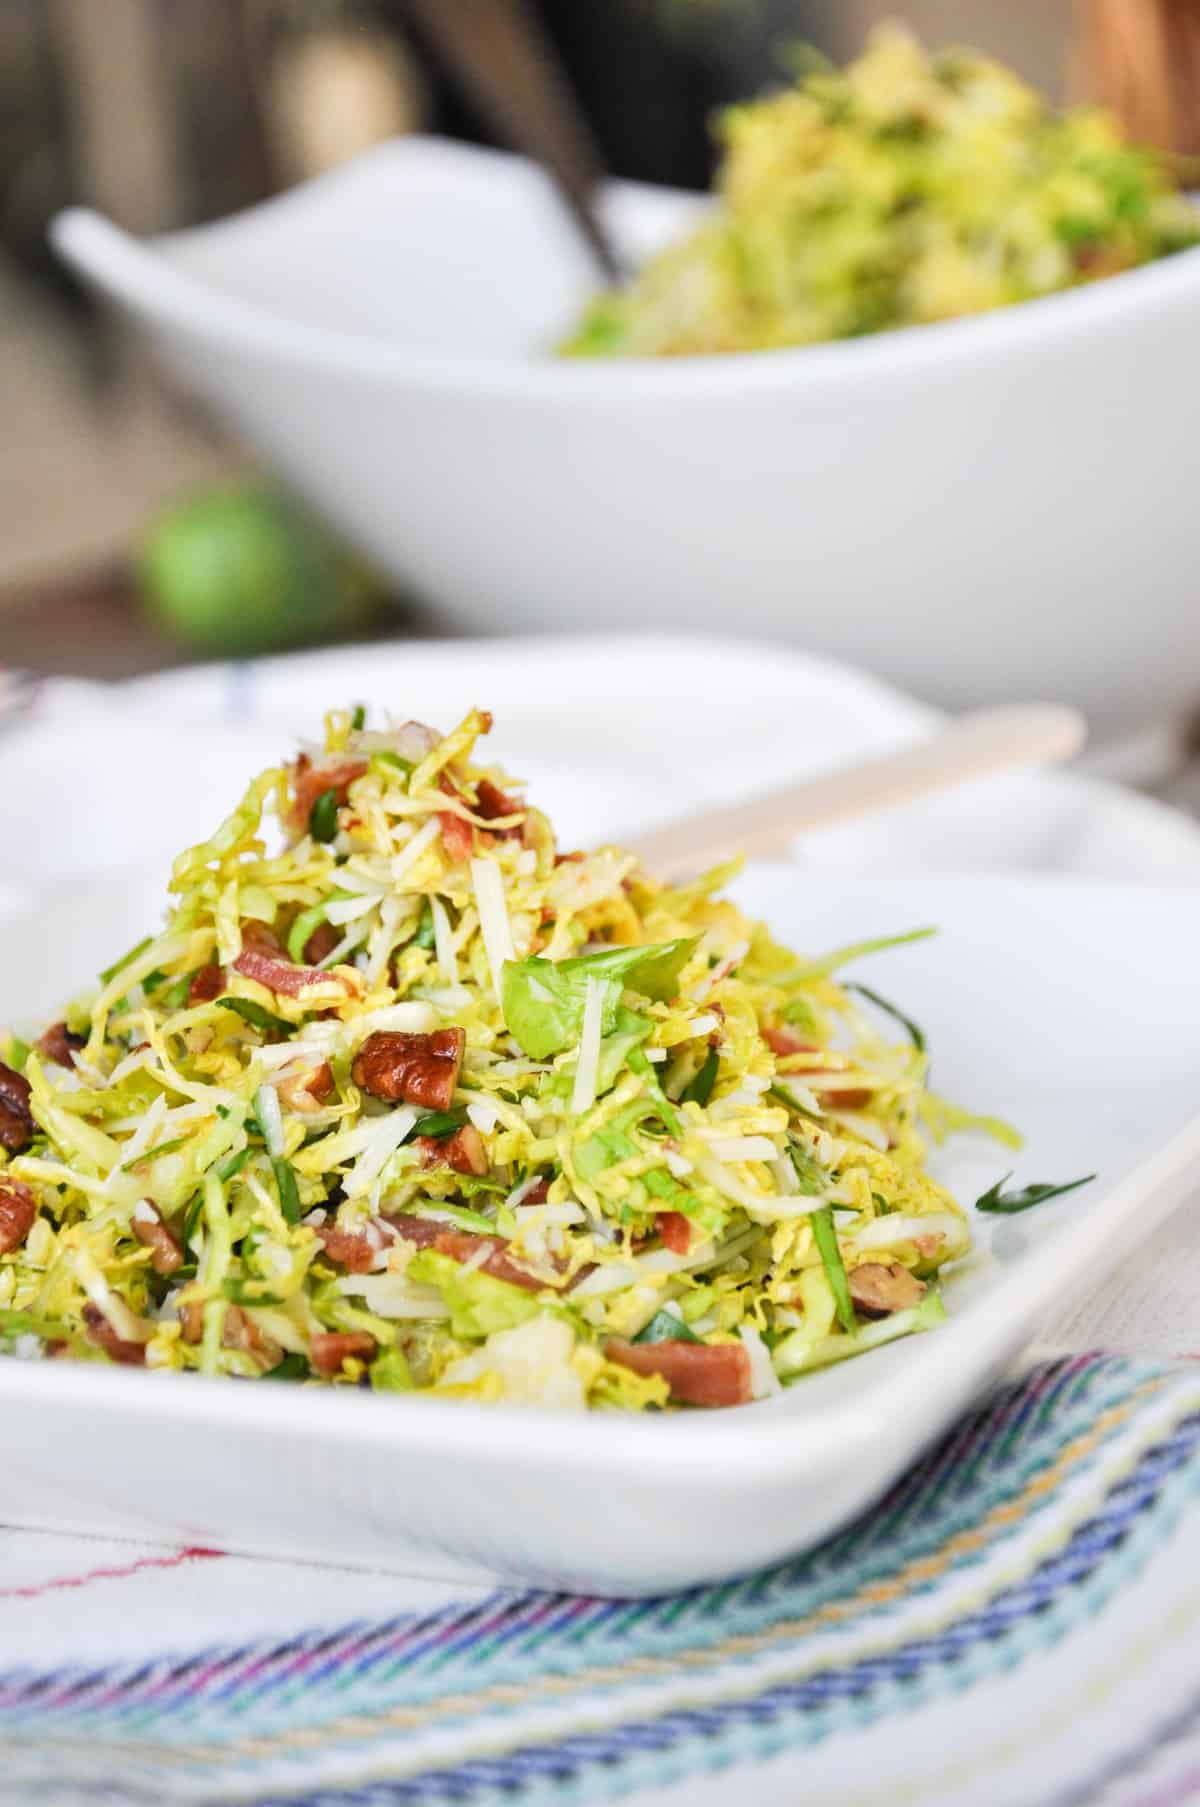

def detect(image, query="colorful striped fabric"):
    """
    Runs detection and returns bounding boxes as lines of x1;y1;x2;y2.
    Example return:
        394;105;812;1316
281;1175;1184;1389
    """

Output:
0;1354;1199;1804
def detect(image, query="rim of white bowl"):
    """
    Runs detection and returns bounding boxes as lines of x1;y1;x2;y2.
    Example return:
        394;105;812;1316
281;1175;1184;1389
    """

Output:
50;134;1200;402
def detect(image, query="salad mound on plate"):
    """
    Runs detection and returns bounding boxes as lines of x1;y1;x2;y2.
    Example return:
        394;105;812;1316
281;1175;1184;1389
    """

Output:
563;26;1200;359
0;707;1000;1409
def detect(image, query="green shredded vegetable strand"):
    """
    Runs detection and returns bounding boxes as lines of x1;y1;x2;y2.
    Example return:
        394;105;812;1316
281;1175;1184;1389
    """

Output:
406;1109;468;1142
350;704;367;732
264;1351;309;1381
218;997;296;1038
809;1205;857;1334
845;982;927;1054
272;1157;303;1225
287;903;329;964
784;927;936;983
98;935;153;987
309;787;340;844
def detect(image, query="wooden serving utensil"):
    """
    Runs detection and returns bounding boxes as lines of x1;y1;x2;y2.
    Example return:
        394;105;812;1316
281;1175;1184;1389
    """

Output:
625;704;1087;881
404;0;623;283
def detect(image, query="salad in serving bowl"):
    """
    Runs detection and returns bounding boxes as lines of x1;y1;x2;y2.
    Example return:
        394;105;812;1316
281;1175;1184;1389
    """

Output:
0;707;1006;1409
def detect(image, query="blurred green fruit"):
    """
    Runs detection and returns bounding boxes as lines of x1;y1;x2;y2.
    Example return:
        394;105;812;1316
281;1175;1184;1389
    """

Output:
138;485;381;656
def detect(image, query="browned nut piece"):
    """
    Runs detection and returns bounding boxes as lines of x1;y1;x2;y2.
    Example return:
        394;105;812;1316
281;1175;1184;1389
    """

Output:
351;1028;465;1110
0;1061;34;1155
847;1261;926;1319
35;1022;85;1069
278;1061;335;1114
0;1179;37;1255
131;1200;185;1275
188;964;225;1004
310;1330;378;1375
81;1303;147;1365
416;1122;488;1176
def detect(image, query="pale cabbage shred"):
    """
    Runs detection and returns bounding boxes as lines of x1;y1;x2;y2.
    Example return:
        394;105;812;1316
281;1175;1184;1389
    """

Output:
0;706;985;1410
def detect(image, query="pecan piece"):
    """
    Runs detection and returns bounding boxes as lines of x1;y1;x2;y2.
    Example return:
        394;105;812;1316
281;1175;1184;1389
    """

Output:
0;1061;33;1155
131;1200;184;1276
352;1028;465;1110
416;1122;488;1176
474;778;525;839
847;1262;926;1319
81;1304;147;1366
36;1022;84;1069
188;963;225;1004
315;1221;379;1273
0;1180;37;1255
310;1330;378;1376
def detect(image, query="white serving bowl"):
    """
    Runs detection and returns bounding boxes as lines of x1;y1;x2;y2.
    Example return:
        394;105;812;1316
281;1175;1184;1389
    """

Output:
53;138;1200;736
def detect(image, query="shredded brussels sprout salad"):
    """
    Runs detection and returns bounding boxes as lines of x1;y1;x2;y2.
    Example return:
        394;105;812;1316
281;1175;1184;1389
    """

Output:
0;707;1017;1409
563;26;1200;359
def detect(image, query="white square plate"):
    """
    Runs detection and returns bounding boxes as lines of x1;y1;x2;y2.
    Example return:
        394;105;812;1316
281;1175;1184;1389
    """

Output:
1;866;1198;1596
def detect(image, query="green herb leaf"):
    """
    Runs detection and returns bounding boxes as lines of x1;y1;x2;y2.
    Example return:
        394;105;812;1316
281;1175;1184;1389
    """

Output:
809;1204;857;1334
309;786;340;844
119;1134;189;1172
845;981;926;1053
350;703;367;731
633;1309;701;1345
502;938;696;1059
99;935;153;987
217;1147;253;1183
412;901;436;950
264;1351;310;1381
680;1047;719;1107
217;996;296;1038
272;1156;303;1224
406;1108;468;1142
975;1172;1096;1215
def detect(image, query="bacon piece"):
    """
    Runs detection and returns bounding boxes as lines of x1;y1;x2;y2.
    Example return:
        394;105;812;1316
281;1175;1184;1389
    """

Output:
656;1210;692;1255
351;1028;465;1110
35;1022;84;1069
416;1122;488;1176
0;1180;37;1255
384;1212;562;1293
521;1177;551;1206
302;921;340;966
81;1303;147;1366
0;1062;33;1155
316;1222;378;1273
189;963;225;1004
847;1262;926;1319
278;1060;335;1114
234;926;359;1001
289;755;368;834
474;778;525;839
310;1330;378;1375
131;1201;184;1275
437;804;475;862
764;1025;872;1110
606;1337;752;1408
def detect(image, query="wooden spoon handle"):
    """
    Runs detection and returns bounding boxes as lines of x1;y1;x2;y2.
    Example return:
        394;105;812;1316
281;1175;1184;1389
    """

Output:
624;704;1087;881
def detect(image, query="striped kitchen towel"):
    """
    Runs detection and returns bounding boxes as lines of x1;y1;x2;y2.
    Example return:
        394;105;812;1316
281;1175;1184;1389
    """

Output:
0;1352;1197;1806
